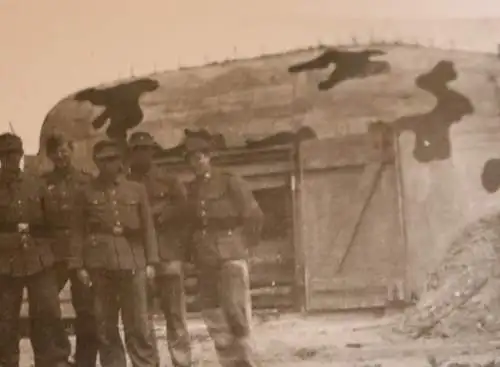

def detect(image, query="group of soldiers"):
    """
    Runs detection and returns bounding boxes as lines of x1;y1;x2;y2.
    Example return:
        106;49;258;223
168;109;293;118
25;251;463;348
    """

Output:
0;130;264;367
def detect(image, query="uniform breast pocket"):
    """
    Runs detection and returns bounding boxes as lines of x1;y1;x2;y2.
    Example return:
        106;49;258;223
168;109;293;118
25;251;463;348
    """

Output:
216;229;246;260
117;198;140;229
152;190;170;214
86;194;107;220
206;196;239;219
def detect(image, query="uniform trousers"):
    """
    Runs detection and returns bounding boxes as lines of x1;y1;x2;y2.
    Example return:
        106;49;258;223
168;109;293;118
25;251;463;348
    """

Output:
0;267;70;367
55;262;98;367
90;268;157;367
198;260;259;367
149;261;192;367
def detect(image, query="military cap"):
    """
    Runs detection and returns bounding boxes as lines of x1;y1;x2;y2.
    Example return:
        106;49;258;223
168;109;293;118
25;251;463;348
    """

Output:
128;131;156;149
0;133;23;153
93;139;122;159
184;136;213;156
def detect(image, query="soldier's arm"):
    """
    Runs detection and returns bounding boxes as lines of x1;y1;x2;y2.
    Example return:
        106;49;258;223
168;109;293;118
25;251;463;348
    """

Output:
137;184;160;264
68;188;87;269
227;174;264;248
182;181;198;263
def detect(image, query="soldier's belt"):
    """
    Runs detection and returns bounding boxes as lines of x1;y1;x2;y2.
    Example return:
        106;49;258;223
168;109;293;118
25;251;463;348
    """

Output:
47;224;71;231
194;217;242;231
0;222;51;237
87;223;141;236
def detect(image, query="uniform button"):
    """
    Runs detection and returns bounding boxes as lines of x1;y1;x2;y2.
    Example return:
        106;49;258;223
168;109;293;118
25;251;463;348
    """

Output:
112;201;117;205
228;230;232;235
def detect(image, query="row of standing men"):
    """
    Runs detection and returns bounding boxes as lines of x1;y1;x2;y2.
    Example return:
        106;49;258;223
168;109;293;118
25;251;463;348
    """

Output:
0;130;264;367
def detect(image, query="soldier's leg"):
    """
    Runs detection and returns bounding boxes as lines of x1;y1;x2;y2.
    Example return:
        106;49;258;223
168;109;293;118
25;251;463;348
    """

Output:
198;265;243;367
91;270;126;367
120;269;158;367
30;262;71;367
70;270;99;367
146;279;160;367
156;261;192;367
202;260;259;367
27;267;72;367
0;275;24;367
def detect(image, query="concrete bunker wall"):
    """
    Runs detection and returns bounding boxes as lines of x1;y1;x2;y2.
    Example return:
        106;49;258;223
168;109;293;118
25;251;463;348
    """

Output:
35;44;500;303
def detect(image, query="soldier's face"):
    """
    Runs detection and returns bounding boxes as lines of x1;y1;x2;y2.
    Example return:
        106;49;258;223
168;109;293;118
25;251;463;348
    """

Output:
48;142;72;169
96;156;122;177
187;151;211;175
0;150;23;172
129;146;154;167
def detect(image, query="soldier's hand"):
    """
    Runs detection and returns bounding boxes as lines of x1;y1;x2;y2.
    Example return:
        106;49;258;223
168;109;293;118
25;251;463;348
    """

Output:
146;265;156;280
77;269;92;287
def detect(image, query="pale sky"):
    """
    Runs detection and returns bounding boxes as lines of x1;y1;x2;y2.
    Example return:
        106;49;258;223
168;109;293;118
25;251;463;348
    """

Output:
1;0;500;153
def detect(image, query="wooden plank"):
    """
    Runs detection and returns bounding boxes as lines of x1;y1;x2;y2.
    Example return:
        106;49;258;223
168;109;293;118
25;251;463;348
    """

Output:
328;162;384;273
159;161;292;182
311;278;388;292
299;134;382;171
184;264;294;291
308;292;388;311
156;144;293;166
393;131;410;301
292;150;308;311
182;285;294;312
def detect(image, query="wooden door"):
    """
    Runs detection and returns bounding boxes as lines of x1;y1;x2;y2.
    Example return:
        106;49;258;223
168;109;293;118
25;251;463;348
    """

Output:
296;128;406;311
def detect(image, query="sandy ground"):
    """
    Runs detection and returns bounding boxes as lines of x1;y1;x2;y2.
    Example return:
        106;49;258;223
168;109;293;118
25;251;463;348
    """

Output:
18;310;500;367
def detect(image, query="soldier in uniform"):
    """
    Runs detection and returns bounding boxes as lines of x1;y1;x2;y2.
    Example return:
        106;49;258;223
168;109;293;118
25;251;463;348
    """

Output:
69;139;160;367
183;135;264;367
37;133;98;366
0;133;71;367
127;132;192;367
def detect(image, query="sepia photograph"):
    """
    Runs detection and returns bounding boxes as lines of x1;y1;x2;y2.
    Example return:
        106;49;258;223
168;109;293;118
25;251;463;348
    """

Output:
1;1;500;366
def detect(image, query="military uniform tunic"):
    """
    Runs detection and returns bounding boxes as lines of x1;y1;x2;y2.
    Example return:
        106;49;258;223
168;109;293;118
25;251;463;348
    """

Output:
69;174;159;367
128;166;192;367
0;171;70;367
0;172;54;276
42;167;93;262
186;168;263;367
70;174;159;270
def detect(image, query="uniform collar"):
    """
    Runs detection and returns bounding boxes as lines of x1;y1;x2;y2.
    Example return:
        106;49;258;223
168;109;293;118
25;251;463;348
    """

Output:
129;163;155;180
96;172;123;187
